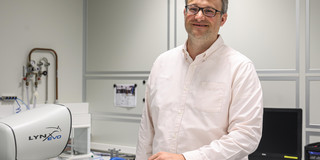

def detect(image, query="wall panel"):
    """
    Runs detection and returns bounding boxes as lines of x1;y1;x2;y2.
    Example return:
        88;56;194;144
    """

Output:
306;77;320;128
86;77;147;148
91;119;140;148
306;131;320;145
260;77;299;108
86;78;147;115
308;0;320;71
87;0;168;72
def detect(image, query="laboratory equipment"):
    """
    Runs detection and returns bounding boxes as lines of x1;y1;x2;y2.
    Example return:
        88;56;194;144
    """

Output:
24;48;59;106
59;127;93;159
58;103;93;159
0;104;72;160
305;142;320;160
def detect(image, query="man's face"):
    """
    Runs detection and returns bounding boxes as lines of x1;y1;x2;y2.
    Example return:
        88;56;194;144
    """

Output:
184;0;227;41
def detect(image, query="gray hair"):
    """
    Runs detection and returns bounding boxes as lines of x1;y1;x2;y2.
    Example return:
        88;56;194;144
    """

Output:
185;0;228;14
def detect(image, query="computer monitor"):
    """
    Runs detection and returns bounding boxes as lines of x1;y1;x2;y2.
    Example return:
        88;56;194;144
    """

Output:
249;108;302;160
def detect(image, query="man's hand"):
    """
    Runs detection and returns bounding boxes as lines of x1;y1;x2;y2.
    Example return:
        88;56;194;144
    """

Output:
148;152;186;160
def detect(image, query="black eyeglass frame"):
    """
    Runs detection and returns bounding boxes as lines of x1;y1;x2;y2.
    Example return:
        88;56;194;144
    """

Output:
185;5;222;17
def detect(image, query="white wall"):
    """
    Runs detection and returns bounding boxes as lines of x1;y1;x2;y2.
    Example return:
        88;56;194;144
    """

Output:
0;0;84;104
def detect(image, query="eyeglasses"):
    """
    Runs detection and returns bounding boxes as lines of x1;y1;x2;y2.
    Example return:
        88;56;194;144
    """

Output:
185;5;222;17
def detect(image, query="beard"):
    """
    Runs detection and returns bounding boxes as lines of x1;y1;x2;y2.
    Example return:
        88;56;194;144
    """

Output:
185;20;216;41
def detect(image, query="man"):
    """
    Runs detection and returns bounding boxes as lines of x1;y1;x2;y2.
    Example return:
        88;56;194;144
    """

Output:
136;0;263;159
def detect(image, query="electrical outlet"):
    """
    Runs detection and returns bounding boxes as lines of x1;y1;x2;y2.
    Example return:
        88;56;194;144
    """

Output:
1;96;17;102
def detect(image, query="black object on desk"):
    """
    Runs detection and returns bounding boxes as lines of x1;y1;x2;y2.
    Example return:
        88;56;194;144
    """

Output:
305;142;320;160
249;108;302;160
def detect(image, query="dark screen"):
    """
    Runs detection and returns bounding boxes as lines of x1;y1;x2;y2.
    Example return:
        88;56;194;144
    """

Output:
252;108;302;158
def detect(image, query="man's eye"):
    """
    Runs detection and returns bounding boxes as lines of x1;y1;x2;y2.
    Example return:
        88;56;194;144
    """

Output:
189;7;198;12
204;9;214;14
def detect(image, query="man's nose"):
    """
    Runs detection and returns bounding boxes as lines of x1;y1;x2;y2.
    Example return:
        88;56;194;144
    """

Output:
195;9;205;20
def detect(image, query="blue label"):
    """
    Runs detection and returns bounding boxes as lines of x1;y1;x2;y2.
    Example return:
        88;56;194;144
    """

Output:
110;157;126;160
309;151;320;156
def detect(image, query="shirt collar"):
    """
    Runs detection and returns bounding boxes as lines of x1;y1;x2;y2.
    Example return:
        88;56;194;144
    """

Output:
182;35;224;63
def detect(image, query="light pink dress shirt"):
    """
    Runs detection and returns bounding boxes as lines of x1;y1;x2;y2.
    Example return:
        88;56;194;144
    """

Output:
136;36;263;160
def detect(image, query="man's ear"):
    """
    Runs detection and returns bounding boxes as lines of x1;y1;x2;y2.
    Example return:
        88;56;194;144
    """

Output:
220;13;228;26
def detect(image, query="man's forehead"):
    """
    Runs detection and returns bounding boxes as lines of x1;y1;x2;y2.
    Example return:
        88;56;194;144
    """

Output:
187;0;222;8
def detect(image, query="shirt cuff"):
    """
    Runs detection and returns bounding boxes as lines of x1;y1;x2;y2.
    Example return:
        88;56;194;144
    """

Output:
182;150;203;160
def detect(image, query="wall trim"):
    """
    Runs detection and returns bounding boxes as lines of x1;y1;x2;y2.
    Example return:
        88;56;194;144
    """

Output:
91;142;136;154
83;0;88;102
85;75;148;80
306;76;320;128
92;113;141;124
86;71;150;75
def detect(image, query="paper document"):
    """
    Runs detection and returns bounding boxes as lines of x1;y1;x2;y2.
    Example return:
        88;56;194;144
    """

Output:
113;84;137;107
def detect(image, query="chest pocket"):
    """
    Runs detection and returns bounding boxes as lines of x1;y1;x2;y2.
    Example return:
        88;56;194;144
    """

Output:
194;82;226;113
151;75;176;110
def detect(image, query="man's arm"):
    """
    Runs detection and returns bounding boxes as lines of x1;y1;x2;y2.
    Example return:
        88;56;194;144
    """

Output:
136;82;155;160
148;152;186;160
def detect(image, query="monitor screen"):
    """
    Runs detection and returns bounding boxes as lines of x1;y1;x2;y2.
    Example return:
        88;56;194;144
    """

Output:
249;108;302;160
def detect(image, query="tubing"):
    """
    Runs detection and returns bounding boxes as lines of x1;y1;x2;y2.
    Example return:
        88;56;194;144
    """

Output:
26;86;31;109
28;48;58;103
17;98;29;110
33;88;38;108
42;58;49;104
45;68;49;104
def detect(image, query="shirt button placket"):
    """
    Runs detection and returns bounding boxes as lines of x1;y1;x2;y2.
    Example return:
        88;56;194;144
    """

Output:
172;64;196;153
